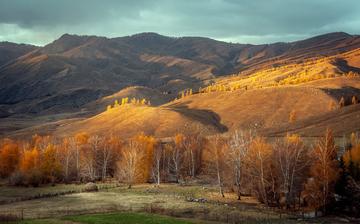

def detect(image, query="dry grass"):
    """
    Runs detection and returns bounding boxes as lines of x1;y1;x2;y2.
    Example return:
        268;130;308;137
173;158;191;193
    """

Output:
0;184;356;223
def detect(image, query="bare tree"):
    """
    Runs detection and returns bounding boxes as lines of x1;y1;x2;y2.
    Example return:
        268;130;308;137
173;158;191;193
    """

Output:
246;137;273;205
305;129;339;214
81;135;100;181
60;138;74;182
100;135;121;180
228;130;253;200
206;135;228;197
117;140;144;189
152;143;162;186
273;134;310;209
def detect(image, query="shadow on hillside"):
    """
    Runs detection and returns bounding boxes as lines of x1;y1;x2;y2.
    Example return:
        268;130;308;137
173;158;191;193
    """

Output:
164;101;228;133
332;58;360;73
321;86;360;102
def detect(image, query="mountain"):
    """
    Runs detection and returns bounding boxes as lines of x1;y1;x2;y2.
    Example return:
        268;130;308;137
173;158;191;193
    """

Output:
1;32;360;117
1;32;360;138
0;42;37;67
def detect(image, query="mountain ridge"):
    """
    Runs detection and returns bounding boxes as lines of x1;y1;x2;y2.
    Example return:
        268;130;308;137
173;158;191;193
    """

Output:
1;32;360;137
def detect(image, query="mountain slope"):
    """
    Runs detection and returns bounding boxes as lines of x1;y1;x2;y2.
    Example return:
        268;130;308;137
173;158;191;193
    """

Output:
39;77;359;139
1;32;360;117
0;42;37;67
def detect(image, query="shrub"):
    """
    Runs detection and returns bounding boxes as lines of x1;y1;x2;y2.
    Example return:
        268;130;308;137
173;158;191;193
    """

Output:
84;182;98;192
8;171;26;186
27;169;43;187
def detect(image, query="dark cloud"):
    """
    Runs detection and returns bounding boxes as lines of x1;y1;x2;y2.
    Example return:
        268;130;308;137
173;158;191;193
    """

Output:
0;0;359;45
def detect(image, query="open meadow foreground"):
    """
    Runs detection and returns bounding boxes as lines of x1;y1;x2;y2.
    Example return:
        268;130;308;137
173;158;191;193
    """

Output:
1;0;360;223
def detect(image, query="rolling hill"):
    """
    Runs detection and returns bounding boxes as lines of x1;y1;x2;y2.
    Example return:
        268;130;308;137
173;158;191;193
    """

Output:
1;32;360;117
1;32;360;139
29;77;358;139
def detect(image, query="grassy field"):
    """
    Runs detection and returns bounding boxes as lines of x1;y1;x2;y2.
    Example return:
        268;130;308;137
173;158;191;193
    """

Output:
0;183;354;224
0;183;296;223
0;183;118;204
6;212;201;224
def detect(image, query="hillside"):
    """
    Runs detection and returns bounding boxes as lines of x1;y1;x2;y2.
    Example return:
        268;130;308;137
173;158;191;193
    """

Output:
1;32;360;138
264;103;360;137
54;104;225;138
0;42;37;67
1;32;360;118
37;77;357;139
84;86;172;113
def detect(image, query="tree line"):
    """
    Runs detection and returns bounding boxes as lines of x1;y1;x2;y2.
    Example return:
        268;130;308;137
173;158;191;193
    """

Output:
107;97;151;111
0;130;359;215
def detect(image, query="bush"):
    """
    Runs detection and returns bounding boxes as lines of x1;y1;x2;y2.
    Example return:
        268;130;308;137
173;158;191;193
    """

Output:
27;170;43;187
84;182;98;192
8;171;25;186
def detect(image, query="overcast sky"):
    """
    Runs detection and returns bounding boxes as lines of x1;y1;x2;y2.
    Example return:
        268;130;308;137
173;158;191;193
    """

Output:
0;0;359;46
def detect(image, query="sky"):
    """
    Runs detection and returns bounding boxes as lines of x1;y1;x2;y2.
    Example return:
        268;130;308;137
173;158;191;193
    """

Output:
0;0;359;46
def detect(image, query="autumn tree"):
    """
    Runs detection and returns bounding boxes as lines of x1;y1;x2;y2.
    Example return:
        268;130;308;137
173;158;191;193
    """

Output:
20;147;41;186
114;99;120;108
273;134;310;209
352;96;358;105
169;134;186;182
206;135;229;197
134;134;156;182
100;134;122;179
339;96;345;108
40;143;62;183
228;130;253;200
59;138;73;182
75;132;89;180
343;136;360;180
81;135;101;181
246;137;273;205
0;139;20;178
180;132;204;178
304;129;339;214
117;140;145;188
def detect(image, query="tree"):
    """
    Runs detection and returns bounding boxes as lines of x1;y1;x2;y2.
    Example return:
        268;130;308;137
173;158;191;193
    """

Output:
59;138;73;182
40;143;62;183
246;137;273;205
228;130;253;200
75;132;89;180
343;138;360;180
305;129;339;213
106;105;112;111
114;100;120;108
152;144;162;186
117;140;145;188
339;97;345;108
180;131;204;179
81;135;101;181
0;139;20;177
181;91;185;99
134;134;156;182
206;135;229;197
352;96;358;105
170;134;186;182
100;135;122;179
20;148;40;173
273;134;310;209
